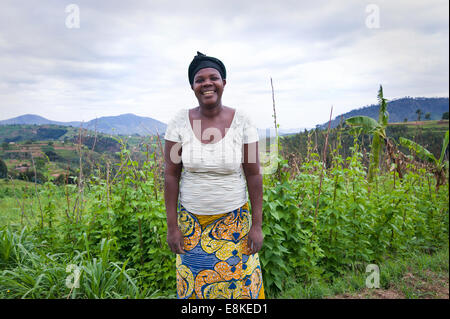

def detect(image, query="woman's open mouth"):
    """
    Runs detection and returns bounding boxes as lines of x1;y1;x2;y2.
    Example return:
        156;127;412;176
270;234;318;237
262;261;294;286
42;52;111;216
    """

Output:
202;90;216;96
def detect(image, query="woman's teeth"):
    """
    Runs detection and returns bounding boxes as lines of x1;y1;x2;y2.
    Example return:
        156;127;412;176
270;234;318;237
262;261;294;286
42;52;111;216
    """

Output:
203;91;215;95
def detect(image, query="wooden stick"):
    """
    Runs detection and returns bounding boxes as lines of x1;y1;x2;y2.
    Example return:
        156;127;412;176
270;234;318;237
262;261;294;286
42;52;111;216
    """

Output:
312;106;333;237
31;154;44;228
270;77;278;137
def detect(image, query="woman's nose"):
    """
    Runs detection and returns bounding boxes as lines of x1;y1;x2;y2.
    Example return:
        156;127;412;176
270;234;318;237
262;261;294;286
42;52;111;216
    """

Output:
202;78;213;86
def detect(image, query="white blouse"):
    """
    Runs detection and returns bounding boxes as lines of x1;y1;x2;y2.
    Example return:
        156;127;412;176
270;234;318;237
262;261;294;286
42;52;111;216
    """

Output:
164;107;259;215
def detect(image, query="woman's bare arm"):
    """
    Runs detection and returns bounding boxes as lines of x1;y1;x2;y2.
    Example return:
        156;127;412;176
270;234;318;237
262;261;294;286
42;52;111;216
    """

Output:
164;140;185;254
242;141;263;254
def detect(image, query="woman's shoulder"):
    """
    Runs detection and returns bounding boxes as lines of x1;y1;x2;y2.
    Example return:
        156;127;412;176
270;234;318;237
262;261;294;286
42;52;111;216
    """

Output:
168;108;188;125
231;107;254;127
176;107;189;117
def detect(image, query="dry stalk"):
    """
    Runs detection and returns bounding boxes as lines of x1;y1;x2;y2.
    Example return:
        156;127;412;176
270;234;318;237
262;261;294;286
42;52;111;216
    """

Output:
313;130;319;154
75;123;85;224
64;163;72;222
30;154;44;228
111;160;126;184
154;127;165;191
138;123;165;184
8;175;31;227
270;77;278;137
270;77;282;181
312;106;333;238
106;161;111;208
91;118;98;152
154;127;164;157
306;132;312;162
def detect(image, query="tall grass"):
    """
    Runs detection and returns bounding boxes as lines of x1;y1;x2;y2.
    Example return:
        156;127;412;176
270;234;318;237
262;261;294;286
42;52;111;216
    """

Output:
0;116;448;298
0;227;169;298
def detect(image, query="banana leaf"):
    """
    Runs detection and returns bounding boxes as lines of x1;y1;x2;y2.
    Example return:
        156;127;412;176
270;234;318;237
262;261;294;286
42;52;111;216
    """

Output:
438;130;449;165
345;116;380;133
399;137;436;164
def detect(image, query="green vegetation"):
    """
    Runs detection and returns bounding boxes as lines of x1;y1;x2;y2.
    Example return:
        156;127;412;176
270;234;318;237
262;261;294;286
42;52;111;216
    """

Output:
0;124;69;143
316;97;448;129
278;245;448;298
399;130;449;188
0;125;156;185
0;227;166;298
281;119;449;171
1;128;447;298
260;130;448;295
0;88;448;299
0;158;7;178
345;85;389;182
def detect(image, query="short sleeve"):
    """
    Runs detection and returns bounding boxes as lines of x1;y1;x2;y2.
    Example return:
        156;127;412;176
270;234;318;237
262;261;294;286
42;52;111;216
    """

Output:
163;109;184;143
241;111;259;144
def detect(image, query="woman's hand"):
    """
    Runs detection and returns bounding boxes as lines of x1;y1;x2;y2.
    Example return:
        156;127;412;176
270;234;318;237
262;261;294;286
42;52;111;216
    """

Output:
167;226;185;254
247;224;264;254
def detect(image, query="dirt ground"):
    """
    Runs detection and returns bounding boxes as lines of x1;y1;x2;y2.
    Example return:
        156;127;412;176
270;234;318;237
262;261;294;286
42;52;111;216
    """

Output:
328;270;449;299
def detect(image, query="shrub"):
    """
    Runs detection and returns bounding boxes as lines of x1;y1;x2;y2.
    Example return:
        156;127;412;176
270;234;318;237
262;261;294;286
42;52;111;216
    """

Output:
0;158;7;178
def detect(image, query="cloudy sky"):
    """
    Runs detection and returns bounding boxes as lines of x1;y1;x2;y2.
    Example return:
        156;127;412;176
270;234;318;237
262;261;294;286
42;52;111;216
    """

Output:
0;0;448;129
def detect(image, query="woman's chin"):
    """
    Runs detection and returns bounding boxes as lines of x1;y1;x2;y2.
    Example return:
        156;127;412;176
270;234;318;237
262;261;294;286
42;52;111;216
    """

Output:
199;96;220;107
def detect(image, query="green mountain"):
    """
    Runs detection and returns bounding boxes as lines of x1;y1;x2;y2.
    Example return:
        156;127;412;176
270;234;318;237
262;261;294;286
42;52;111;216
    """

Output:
317;97;449;129
82;113;166;136
0;113;166;136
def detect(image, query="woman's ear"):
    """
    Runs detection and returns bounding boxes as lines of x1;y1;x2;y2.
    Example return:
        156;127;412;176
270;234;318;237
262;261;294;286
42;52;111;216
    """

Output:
222;79;226;87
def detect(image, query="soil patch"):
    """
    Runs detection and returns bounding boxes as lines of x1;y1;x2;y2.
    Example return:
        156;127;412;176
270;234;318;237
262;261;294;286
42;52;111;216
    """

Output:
328;269;449;299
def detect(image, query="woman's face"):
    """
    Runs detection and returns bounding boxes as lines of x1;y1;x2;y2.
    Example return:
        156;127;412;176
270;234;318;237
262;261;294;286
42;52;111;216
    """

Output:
192;68;226;107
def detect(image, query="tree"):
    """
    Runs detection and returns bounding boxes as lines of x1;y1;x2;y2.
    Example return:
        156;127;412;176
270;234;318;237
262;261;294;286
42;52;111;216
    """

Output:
425;112;431;120
416;109;422;121
0;158;7;178
442;112;449;120
345;85;389;182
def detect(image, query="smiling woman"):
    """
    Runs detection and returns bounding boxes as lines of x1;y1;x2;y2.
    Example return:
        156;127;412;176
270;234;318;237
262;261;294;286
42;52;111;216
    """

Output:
192;68;225;107
163;52;265;299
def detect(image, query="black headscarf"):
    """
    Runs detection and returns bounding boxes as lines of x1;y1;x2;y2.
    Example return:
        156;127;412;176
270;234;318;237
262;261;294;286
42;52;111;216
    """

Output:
188;51;226;86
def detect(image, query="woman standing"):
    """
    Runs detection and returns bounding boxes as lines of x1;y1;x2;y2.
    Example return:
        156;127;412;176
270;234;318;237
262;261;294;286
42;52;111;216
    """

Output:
164;52;264;299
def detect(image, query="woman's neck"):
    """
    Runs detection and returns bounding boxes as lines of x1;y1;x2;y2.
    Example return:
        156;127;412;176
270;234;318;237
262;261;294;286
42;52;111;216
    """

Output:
197;103;224;119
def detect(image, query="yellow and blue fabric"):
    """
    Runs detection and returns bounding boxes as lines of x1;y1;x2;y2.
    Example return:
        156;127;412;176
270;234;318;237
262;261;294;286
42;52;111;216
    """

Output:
176;202;265;299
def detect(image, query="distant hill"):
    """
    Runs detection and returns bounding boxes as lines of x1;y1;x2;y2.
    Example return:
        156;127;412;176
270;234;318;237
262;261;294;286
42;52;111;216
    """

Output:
0;114;79;126
0;113;166;136
2;96;447;136
257;127;310;139
317;97;449;129
82;113;166;136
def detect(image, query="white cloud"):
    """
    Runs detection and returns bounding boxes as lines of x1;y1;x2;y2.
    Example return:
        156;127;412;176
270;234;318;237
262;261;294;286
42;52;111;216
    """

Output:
0;0;448;129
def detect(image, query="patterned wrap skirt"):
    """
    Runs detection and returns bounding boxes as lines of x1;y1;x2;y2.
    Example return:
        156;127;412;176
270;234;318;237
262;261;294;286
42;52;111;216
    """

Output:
176;202;265;299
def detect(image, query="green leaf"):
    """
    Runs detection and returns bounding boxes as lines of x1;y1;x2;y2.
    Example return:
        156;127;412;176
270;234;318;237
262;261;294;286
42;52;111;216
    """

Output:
438;130;449;165
271;210;280;221
399;137;436;164
274;224;285;233
345;116;380;133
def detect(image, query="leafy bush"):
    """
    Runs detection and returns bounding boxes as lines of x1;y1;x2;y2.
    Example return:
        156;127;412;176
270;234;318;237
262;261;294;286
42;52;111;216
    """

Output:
0;158;7;178
86;145;175;293
259;132;448;296
0;132;447;299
